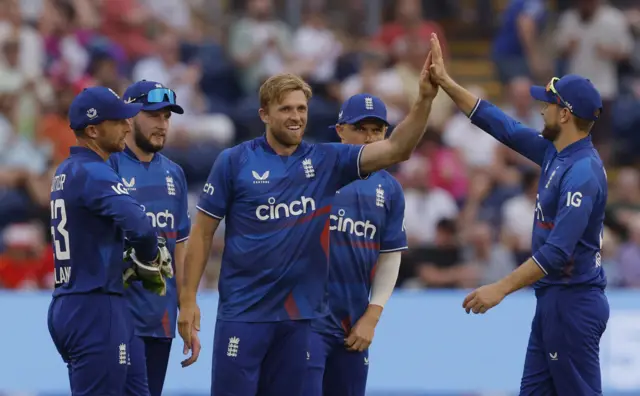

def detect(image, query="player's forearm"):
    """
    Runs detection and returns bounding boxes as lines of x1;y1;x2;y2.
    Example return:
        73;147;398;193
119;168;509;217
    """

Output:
496;258;545;296
181;213;219;302
387;97;432;159
439;75;479;116
369;252;401;309
174;241;187;306
181;229;212;302
359;98;432;174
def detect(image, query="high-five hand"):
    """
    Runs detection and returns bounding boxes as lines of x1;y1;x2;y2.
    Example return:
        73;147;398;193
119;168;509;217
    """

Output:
418;49;439;100
428;33;449;86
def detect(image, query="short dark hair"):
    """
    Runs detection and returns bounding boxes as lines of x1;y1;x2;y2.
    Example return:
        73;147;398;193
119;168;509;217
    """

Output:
73;128;85;137
573;116;595;133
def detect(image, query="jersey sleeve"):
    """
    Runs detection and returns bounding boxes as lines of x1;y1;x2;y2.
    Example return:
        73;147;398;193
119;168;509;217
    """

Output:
197;148;233;219
79;162;159;262
176;165;191;243
532;159;600;275
380;179;408;252
469;99;551;166
323;143;368;187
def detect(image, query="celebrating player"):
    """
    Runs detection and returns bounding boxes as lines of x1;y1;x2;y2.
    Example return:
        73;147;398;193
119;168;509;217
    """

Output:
108;80;197;396
304;94;407;396
179;66;437;395
428;33;609;395
47;87;171;395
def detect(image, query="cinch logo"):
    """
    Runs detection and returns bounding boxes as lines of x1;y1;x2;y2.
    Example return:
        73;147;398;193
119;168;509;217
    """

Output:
141;206;175;228
330;209;377;239
255;196;316;221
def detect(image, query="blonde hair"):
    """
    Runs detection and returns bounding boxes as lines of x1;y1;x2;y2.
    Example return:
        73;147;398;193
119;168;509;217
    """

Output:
259;73;312;109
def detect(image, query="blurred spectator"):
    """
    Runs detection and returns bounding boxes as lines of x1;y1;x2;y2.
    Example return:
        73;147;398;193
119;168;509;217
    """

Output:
99;0;154;61
501;169;538;263
0;222;53;289
399;154;459;247
375;0;448;62
340;50;406;125
228;0;292;93
502;76;544;130
466;220;516;286
617;215;640;288
492;0;548;84
410;218;477;289
442;86;499;169
555;0;633;145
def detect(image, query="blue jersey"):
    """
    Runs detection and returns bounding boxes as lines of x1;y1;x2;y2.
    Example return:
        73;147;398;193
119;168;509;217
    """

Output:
197;136;367;322
51;147;158;297
470;100;607;288
313;171;407;337
108;147;191;338
492;0;546;58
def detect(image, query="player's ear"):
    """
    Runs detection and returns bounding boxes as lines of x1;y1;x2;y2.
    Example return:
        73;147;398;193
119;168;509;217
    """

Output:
258;107;268;125
335;124;345;140
84;125;98;139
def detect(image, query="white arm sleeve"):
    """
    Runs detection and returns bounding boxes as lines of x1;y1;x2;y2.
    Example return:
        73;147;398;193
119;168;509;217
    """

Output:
369;251;402;308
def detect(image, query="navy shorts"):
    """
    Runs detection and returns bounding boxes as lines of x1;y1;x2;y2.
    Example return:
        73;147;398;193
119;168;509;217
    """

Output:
520;286;609;396
48;294;140;396
211;319;310;396
304;330;368;396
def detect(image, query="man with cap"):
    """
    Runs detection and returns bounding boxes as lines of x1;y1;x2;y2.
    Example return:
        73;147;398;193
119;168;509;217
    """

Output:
304;94;408;396
108;80;198;396
428;33;609;395
48;86;172;395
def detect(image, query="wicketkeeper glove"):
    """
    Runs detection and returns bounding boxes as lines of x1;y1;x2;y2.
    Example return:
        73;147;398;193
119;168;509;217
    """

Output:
123;236;173;296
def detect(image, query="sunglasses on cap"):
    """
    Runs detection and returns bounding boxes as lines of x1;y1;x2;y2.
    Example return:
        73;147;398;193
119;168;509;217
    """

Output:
126;88;177;105
545;77;573;113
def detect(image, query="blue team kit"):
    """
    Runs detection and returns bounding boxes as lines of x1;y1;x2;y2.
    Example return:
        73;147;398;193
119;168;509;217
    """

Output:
197;133;369;395
48;87;163;396
306;95;408;396
470;74;609;395
109;79;189;396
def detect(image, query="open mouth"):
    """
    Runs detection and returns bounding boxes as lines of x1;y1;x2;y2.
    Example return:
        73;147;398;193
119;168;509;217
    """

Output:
286;125;301;131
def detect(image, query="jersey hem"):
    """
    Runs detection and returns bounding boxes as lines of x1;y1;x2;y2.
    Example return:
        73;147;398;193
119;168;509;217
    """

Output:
176;236;189;243
196;205;224;220
379;246;408;253
468;98;482;119
356;145;370;180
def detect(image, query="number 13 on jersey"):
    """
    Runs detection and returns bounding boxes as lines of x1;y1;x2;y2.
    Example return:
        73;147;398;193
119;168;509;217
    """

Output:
51;198;70;260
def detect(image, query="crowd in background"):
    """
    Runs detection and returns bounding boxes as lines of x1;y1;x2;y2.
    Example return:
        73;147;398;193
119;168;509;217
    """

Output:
0;0;639;291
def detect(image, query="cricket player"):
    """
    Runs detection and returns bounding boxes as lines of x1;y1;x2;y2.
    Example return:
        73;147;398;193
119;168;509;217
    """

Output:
428;33;609;395
179;68;437;396
305;95;407;396
47;86;171;395
109;80;198;396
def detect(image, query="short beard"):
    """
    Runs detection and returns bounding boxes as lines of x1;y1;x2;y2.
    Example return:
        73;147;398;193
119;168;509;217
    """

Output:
541;124;561;142
133;123;163;154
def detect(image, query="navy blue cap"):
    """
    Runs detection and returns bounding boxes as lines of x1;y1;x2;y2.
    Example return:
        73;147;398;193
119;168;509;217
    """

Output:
530;74;603;121
68;86;143;130
336;93;389;125
123;80;184;114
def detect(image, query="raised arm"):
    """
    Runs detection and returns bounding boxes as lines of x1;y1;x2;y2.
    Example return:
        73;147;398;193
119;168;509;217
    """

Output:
427;33;551;167
358;53;438;175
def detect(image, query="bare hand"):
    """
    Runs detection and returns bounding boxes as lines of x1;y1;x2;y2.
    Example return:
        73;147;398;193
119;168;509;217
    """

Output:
418;50;439;100
177;300;201;351
181;327;201;367
428;33;449;86
344;314;378;352
462;283;507;314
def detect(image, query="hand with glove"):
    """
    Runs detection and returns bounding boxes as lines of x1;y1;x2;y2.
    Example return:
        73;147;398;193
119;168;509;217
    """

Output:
123;236;173;296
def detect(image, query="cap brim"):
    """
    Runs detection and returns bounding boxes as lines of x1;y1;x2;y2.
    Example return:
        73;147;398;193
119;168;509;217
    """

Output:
530;86;555;104
112;102;143;120
345;115;390;126
142;102;185;114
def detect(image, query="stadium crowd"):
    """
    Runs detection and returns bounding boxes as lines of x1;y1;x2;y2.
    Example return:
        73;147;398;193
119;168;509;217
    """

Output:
0;0;639;291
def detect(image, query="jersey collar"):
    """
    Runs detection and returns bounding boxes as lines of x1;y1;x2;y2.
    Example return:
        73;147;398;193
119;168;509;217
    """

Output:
69;146;104;160
123;145;160;163
557;135;593;158
257;134;308;157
